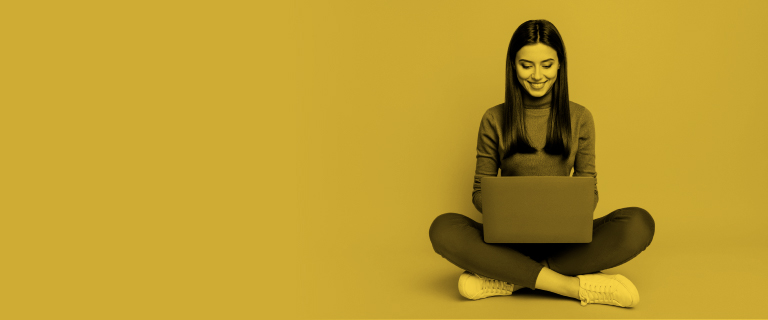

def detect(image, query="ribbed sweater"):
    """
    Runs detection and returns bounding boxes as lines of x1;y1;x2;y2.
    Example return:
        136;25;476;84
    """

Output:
472;91;598;213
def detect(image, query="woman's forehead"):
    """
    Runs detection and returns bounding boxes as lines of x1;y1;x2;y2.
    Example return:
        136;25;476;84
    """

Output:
516;43;558;62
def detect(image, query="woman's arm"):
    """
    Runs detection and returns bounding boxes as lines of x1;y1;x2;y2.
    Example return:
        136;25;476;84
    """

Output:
473;107;502;214
573;107;599;211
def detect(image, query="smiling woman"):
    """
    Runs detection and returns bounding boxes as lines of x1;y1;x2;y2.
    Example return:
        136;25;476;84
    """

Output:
428;19;655;308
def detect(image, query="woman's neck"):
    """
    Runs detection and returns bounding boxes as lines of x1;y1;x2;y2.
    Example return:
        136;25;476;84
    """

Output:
522;89;553;109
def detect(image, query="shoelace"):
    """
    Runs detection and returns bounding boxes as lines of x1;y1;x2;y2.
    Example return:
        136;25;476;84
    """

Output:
477;275;513;294
579;282;618;306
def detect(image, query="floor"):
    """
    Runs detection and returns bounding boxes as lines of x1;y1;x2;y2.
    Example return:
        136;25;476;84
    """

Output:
299;241;768;319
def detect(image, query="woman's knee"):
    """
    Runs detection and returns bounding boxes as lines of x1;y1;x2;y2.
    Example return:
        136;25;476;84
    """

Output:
428;213;473;254
619;207;655;249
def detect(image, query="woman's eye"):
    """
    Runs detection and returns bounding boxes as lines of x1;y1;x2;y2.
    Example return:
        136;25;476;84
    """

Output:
522;65;532;69
543;65;552;68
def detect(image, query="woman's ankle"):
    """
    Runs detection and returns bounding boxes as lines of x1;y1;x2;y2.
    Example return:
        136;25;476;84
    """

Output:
534;267;580;299
566;276;580;299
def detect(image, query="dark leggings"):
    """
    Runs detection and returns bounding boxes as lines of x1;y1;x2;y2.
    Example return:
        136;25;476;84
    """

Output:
428;207;655;289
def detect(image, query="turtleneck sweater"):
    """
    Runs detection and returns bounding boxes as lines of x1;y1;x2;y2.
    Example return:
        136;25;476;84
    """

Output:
472;90;598;213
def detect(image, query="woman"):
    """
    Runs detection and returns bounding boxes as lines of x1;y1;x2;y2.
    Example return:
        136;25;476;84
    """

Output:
428;20;655;308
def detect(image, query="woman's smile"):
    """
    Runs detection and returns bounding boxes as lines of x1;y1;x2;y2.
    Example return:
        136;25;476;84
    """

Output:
529;80;547;90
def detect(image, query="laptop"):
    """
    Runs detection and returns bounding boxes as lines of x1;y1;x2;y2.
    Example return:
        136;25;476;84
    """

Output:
481;176;594;243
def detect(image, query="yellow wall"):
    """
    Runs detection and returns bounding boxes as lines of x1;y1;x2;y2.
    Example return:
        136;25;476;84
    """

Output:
297;0;768;260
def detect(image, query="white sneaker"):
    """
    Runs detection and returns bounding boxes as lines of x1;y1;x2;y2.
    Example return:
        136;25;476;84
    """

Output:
458;271;515;300
576;273;640;307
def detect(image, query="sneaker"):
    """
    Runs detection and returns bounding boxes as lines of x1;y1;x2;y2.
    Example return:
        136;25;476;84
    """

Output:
458;271;515;300
576;273;640;307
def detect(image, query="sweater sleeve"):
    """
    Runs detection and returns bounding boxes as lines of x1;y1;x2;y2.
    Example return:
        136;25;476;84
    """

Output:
572;107;599;211
472;108;501;214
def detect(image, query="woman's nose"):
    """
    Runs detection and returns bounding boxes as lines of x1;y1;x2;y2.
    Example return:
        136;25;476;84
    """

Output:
532;67;543;81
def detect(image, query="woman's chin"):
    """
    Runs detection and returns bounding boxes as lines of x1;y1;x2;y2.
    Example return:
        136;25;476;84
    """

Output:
525;85;554;97
526;90;547;97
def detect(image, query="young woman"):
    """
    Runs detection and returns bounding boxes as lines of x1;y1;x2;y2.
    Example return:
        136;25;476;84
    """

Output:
428;20;655;308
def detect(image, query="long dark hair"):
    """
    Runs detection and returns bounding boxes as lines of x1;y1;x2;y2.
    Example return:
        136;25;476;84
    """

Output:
502;20;571;160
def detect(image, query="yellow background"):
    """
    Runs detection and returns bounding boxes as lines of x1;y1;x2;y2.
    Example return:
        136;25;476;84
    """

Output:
296;0;768;319
2;0;767;319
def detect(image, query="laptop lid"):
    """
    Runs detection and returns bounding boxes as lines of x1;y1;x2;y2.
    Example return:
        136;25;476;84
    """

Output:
482;176;594;243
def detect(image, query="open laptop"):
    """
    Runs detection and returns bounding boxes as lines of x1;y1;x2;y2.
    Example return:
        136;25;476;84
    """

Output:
481;176;594;243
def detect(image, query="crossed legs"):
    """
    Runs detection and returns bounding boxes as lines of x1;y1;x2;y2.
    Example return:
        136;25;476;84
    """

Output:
429;207;655;296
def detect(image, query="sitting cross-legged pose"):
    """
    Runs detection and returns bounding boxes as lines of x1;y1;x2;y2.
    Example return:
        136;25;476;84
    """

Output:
428;19;655;308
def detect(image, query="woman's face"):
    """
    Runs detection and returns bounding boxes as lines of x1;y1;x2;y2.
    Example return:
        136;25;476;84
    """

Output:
515;43;560;97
